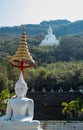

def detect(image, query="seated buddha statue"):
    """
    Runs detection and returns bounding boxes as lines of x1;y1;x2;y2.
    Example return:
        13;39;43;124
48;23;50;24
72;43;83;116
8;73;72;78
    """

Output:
41;25;59;46
0;73;43;130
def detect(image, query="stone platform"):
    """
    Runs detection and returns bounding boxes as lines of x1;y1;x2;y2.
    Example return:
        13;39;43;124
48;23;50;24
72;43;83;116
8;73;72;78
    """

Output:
41;121;83;130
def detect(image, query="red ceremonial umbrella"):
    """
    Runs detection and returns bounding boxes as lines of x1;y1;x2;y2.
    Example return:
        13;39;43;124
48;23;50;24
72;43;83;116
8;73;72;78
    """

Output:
10;31;35;78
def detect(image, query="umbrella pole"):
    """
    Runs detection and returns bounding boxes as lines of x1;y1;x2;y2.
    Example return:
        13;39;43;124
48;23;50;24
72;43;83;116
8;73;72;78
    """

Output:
20;61;24;79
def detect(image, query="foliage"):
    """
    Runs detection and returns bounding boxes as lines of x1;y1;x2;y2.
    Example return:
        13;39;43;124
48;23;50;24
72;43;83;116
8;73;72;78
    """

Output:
1;19;83;37
1;55;83;92
1;34;83;92
62;98;83;119
29;35;83;65
1;33;83;65
0;89;12;115
62;102;71;118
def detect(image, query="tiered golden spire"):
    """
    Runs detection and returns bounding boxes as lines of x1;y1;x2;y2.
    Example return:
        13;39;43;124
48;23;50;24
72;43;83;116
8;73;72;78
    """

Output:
10;30;35;70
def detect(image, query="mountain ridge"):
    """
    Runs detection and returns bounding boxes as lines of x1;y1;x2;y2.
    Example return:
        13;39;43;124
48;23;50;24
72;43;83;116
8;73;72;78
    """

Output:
0;19;83;37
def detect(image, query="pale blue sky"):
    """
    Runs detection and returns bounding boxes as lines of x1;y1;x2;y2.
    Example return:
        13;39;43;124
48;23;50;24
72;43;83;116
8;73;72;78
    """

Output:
0;0;83;27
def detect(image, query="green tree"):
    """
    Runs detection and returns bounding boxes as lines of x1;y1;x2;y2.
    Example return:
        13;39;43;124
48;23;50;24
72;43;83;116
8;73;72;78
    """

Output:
62;98;81;119
0;89;11;115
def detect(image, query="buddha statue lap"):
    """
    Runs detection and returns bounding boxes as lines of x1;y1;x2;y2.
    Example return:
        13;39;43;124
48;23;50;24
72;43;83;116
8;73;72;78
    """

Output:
0;73;43;130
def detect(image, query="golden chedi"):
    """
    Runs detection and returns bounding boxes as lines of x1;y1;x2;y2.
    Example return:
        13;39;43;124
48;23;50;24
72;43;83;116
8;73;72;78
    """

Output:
10;30;35;69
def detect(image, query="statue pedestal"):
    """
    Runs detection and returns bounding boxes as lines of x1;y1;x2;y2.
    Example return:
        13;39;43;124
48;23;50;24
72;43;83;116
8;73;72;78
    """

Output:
0;125;42;130
0;120;43;130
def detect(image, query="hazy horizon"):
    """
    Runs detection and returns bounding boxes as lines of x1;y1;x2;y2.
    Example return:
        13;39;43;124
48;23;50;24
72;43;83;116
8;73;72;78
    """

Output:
0;0;83;27
0;19;82;28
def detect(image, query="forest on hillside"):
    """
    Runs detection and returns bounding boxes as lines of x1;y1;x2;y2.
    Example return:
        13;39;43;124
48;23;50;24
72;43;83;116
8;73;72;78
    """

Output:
1;19;83;37
1;19;83;93
0;35;83;64
0;34;83;93
1;56;83;93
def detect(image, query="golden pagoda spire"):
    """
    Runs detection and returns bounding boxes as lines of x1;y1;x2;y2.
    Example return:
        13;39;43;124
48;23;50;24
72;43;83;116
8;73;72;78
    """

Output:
10;29;35;76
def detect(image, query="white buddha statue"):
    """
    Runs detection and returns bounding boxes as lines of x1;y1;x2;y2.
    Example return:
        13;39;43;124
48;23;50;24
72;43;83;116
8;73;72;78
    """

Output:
41;26;59;46
0;73;43;130
69;87;74;92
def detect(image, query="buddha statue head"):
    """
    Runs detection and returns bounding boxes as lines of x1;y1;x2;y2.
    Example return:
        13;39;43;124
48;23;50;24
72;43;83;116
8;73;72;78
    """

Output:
15;72;28;98
48;26;52;35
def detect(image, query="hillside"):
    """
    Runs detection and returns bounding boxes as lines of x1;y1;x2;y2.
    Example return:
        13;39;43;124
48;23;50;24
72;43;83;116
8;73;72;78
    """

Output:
1;20;83;93
1;19;83;65
0;19;83;37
